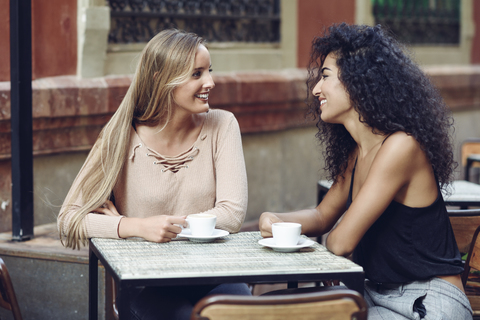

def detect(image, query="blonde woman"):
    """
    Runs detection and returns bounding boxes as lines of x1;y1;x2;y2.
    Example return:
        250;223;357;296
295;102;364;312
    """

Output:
58;29;250;319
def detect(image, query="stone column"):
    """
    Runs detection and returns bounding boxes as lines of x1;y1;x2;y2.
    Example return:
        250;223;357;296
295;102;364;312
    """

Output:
355;0;374;26
77;0;110;78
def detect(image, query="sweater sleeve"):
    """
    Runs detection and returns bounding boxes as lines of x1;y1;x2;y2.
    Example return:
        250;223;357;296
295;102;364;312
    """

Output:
199;112;248;232
57;150;123;242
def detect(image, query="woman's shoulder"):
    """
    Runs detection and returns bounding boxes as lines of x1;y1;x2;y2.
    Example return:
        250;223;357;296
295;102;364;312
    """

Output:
201;109;242;147
382;132;422;154
204;109;239;131
377;132;427;170
207;108;236;122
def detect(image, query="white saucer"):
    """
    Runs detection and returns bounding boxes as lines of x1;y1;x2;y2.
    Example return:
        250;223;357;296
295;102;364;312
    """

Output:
178;229;229;243
258;238;315;252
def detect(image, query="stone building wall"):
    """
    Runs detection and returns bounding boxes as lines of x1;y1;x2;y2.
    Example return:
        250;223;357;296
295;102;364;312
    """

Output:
2;66;480;232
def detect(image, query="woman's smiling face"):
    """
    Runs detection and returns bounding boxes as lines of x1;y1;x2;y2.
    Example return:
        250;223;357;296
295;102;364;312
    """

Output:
172;44;215;115
312;53;352;124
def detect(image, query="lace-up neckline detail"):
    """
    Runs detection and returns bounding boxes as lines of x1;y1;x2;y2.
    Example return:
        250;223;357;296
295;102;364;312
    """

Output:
129;128;203;173
147;146;199;173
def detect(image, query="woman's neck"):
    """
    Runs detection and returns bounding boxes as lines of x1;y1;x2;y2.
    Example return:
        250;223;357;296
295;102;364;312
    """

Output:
344;118;387;160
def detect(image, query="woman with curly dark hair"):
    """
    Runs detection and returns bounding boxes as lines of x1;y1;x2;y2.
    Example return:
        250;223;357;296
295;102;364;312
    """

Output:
259;23;472;319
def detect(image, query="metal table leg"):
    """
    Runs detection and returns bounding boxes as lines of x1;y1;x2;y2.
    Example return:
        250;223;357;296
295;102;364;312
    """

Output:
89;247;98;320
117;282;131;320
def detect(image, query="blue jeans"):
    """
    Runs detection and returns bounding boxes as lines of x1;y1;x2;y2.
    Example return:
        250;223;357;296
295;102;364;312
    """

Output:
130;283;251;320
364;277;473;319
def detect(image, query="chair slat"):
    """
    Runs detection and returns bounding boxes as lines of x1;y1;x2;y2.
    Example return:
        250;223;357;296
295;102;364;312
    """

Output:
191;289;368;320
450;216;480;253
201;299;359;320
0;258;23;320
470;241;480;272
0;279;13;311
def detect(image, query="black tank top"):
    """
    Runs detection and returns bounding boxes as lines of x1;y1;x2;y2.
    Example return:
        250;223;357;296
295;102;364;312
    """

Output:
347;161;464;284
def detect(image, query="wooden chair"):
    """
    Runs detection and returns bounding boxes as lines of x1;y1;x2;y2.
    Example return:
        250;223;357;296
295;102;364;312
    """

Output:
461;138;480;182
462;225;480;318
449;209;480;318
449;209;480;253
0;257;23;320
190;289;368;320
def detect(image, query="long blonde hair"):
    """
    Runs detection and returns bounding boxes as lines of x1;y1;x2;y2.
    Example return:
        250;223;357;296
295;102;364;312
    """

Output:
59;29;204;249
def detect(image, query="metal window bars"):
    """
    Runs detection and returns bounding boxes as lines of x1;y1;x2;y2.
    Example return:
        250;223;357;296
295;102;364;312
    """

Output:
106;0;280;44
372;0;460;45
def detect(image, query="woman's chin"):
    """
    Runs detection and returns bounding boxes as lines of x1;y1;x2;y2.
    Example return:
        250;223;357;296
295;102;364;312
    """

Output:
320;113;329;123
202;105;210;113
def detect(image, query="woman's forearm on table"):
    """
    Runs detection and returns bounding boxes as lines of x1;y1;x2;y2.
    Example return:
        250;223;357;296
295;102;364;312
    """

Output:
274;208;325;236
118;217;142;238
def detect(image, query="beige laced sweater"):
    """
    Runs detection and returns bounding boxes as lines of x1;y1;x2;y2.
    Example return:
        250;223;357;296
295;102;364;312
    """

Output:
58;109;248;239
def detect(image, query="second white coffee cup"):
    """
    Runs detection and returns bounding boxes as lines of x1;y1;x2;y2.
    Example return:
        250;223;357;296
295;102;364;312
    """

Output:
186;213;217;236
272;222;302;246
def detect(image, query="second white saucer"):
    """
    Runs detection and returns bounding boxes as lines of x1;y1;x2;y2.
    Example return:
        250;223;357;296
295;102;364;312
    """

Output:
258;237;315;252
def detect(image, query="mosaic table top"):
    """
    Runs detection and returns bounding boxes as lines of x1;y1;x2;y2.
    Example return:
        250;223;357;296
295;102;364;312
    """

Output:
91;231;362;280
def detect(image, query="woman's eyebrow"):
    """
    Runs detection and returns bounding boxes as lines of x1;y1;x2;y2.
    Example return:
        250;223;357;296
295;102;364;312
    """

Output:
321;67;331;73
194;65;212;71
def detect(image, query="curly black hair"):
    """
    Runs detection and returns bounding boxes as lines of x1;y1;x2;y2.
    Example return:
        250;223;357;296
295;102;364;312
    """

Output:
306;23;456;188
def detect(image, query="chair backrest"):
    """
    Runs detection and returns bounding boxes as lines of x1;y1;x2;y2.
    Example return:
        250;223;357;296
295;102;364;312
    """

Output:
191;289;368;320
0;257;23;320
461;138;480;168
448;209;480;253
462;225;480;287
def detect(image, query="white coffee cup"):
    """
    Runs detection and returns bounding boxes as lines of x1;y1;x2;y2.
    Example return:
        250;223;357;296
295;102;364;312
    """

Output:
186;213;217;236
272;222;302;246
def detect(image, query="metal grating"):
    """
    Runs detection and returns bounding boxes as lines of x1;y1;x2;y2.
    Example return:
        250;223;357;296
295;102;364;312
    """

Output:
372;0;460;44
106;0;281;44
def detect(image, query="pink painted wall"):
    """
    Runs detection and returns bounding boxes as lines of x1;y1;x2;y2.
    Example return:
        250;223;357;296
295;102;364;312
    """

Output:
0;0;77;81
296;0;355;68
472;0;480;64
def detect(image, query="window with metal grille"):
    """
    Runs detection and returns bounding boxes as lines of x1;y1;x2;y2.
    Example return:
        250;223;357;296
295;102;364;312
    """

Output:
106;0;280;44
372;0;460;45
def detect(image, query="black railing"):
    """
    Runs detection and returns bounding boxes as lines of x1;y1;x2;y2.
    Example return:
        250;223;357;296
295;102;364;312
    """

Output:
107;0;280;44
10;0;34;241
372;0;460;44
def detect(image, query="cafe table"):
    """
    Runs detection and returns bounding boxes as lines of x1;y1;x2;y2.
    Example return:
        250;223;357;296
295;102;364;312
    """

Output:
318;179;480;208
89;231;364;320
443;180;480;208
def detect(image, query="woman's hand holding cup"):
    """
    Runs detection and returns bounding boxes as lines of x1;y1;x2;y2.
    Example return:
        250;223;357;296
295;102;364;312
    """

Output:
259;212;285;238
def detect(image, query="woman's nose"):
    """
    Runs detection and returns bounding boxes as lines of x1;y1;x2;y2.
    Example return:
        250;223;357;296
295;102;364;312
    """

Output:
204;73;215;90
312;79;323;96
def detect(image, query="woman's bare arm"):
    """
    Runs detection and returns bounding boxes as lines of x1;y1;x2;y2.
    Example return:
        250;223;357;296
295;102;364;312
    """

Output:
259;156;355;238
